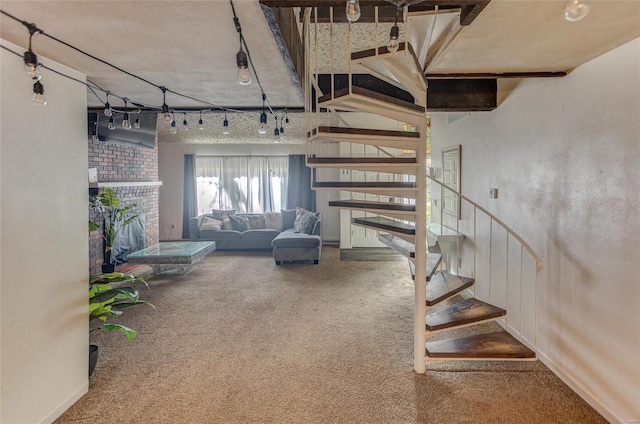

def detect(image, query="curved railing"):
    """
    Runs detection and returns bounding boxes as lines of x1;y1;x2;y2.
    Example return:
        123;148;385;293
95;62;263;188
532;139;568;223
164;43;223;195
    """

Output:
427;173;543;349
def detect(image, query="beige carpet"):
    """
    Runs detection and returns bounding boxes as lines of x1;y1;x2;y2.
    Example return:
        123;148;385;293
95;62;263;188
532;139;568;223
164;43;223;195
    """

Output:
58;247;606;423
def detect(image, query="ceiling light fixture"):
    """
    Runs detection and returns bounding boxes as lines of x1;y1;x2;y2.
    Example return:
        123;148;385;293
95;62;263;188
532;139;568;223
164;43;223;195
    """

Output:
564;0;590;21
387;11;400;53
233;15;252;85
223;109;230;135
198;111;204;131
133;112;141;129
258;94;268;135
23;23;41;82
122;98;131;129
182;113;189;131
103;92;112;117
160;86;172;123
32;81;46;106
345;0;361;22
170;114;177;134
108;116;115;130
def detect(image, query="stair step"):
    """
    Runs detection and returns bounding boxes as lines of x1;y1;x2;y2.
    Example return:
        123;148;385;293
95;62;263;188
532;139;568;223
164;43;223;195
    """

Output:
307;157;417;174
351;216;415;236
425;331;536;359
426;298;506;332
377;233;416;258
351;43;427;102
408;254;443;281
425;272;475;306
312;181;418;198
329;200;416;212
318;86;425;125
309;126;420;151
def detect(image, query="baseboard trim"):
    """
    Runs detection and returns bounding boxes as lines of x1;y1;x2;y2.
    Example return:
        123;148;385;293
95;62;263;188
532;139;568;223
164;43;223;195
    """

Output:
537;350;622;424
38;382;88;424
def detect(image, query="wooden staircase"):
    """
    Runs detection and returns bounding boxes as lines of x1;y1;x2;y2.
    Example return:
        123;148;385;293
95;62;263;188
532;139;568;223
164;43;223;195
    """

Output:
305;10;536;371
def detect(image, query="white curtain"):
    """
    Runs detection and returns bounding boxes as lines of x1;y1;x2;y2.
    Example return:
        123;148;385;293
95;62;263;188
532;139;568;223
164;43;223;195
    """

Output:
196;156;288;214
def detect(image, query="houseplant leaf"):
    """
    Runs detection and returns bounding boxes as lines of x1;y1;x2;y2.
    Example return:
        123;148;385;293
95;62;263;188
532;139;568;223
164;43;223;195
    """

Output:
103;324;137;342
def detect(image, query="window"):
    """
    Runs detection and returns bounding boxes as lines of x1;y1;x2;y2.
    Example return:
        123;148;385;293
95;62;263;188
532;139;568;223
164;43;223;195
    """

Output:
196;156;288;215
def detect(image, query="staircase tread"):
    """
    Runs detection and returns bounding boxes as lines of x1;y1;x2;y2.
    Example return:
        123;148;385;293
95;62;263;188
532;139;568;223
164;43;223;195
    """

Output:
426;272;475;306
313;181;416;188
318;86;425;113
377;233;416;258
317;126;421;139
352;43;424;78
408;254;442;281
329;200;416;212
425;331;535;359
307;157;416;164
426;298;506;331
351;216;415;235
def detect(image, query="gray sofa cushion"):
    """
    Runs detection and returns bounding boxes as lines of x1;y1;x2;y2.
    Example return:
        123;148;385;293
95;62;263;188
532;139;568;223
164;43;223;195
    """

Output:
242;229;280;239
272;230;322;248
199;229;242;239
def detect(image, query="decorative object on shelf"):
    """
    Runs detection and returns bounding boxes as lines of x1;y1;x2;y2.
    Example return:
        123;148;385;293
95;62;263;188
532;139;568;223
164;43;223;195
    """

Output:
89;187;138;273
89;271;154;376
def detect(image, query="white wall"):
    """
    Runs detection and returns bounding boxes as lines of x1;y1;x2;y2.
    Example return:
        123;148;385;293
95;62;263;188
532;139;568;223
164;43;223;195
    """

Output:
1;41;89;423
429;38;640;423
158;142;340;242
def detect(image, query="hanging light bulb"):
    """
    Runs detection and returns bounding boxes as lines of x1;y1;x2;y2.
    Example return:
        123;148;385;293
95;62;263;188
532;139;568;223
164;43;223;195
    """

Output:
23;25;42;81
279;117;285;135
133;114;141;129
32;81;47;106
104;93;112;117
236;49;252;85
274;117;280;140
222;109;230;135
258;112;268;134
284;110;290;128
122;98;131;129
345;0;361;22
108;116;115;130
169;117;177;134
564;0;590;21
182;113;189;131
198;111;204;130
387;23;400;53
160;87;172;123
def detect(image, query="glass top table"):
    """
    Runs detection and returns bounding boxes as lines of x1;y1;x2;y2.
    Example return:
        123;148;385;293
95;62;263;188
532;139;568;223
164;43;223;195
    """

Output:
127;241;216;274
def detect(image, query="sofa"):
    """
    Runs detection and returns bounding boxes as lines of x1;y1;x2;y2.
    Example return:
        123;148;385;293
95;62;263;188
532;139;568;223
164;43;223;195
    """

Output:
189;208;322;264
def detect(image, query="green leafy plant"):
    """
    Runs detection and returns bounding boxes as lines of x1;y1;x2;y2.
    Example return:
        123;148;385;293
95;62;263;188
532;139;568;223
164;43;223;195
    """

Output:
89;187;138;265
89;272;154;342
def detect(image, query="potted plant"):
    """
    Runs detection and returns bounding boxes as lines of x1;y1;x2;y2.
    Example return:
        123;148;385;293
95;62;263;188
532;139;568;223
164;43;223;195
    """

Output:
89;187;138;273
89;271;154;376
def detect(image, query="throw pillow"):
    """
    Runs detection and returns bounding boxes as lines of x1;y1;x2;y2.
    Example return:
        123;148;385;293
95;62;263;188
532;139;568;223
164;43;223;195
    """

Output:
264;212;283;231
222;217;233;230
211;209;236;221
229;215;249;232
281;209;297;230
199;216;222;231
248;215;266;230
294;208;320;235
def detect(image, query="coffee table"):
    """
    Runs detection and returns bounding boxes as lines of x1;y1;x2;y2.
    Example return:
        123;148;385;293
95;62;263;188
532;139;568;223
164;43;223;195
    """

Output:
126;241;216;275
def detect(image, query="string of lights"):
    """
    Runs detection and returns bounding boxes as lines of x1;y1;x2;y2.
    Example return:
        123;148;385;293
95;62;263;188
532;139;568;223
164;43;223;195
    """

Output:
0;5;290;137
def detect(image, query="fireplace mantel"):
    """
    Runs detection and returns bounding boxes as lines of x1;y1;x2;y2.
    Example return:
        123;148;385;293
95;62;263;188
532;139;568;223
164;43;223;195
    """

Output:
89;181;163;188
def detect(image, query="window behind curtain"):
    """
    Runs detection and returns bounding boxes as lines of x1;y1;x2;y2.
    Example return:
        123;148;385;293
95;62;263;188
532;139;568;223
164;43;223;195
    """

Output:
196;156;288;215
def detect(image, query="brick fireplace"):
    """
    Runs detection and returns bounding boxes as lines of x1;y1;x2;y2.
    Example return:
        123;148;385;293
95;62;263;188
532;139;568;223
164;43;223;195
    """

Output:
88;138;160;276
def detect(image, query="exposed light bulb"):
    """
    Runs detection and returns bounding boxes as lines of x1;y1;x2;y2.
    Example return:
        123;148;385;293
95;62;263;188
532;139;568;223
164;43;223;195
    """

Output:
23;50;41;81
169;120;177;134
163;112;173;123
133;116;141;129
92;134;99;142
258;112;268;134
32;81;46;106
122;112;131;129
274;127;280;139
345;0;361;22
199;118;204;131
564;0;590;21
236;50;252;85
182;114;189;131
387;24;400;53
104;103;112;117
223;118;230;135
108;117;115;130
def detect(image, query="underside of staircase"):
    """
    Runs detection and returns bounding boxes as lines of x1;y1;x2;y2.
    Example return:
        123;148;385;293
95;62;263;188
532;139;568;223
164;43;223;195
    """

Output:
305;11;535;370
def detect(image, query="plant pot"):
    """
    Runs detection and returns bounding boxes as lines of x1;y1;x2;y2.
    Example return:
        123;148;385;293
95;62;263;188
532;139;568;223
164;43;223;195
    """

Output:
101;262;116;273
89;344;99;377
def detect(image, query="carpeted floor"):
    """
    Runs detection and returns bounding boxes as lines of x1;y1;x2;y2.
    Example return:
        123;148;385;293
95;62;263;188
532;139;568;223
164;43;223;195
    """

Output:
59;247;606;423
